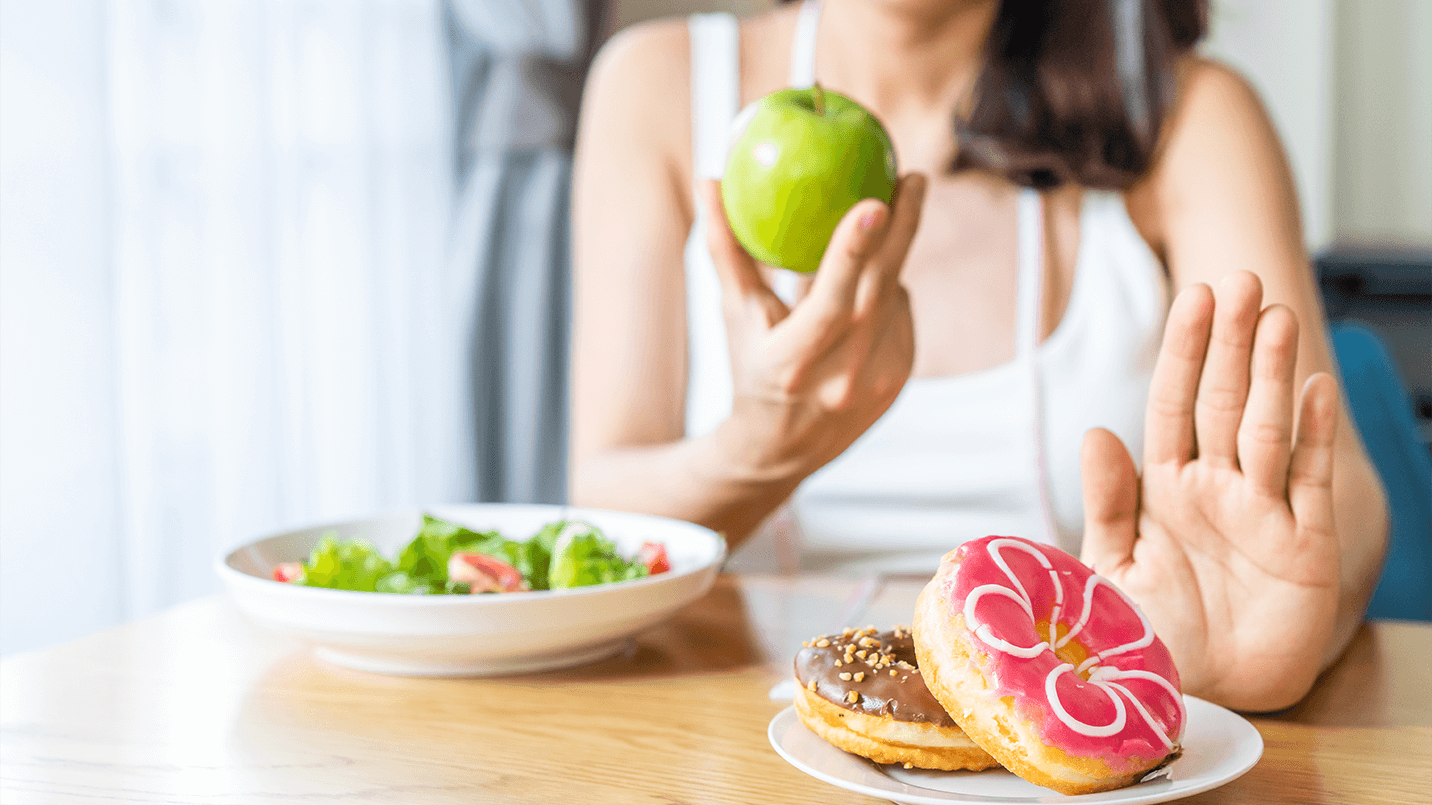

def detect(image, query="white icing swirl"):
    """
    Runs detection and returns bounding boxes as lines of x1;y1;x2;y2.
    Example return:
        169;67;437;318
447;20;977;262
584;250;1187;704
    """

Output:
963;539;1181;745
1046;663;1128;737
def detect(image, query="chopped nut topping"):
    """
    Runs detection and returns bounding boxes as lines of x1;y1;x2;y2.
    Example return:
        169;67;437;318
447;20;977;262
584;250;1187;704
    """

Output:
802;641;811;648
816;638;831;647
807;680;817;691
834;659;843;667
854;672;865;682
903;762;913;770
889;669;898;676
842;627;855;635
847;691;860;703
858;637;879;648
855;650;867;659
838;672;852;681
897;661;914;670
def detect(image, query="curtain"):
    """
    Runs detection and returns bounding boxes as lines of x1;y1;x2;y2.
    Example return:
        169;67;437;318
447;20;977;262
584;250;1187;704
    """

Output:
1;0;467;654
445;0;606;503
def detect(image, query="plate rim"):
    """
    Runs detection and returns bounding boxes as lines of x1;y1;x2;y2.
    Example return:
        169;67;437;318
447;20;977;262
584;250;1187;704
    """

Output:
767;695;1263;805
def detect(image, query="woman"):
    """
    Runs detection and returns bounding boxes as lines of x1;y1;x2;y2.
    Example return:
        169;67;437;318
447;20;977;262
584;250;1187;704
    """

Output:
568;0;1387;711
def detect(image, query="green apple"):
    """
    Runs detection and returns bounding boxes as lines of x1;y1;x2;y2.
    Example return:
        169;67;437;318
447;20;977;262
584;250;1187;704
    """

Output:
721;85;898;273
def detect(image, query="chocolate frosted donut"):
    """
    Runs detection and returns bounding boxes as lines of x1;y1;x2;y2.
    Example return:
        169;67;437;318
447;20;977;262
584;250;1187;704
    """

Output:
793;626;998;771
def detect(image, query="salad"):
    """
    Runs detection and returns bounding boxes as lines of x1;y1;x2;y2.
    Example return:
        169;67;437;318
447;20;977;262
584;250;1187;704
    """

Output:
271;515;670;594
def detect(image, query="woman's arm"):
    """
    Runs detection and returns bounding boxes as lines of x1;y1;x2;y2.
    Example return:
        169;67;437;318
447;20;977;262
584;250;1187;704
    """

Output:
569;21;780;538
569;22;926;544
1088;59;1391;711
1139;60;1389;665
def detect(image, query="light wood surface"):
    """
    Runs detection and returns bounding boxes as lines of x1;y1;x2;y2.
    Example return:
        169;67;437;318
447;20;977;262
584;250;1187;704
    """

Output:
2;575;1428;804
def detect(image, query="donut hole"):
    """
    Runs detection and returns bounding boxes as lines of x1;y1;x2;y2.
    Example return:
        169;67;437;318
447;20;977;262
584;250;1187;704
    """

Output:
1042;621;1095;679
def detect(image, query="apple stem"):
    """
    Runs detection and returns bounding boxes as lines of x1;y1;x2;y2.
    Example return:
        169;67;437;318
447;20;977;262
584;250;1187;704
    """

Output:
812;82;826;116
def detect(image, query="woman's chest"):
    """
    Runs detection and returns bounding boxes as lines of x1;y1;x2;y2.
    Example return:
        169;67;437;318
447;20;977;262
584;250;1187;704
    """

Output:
896;178;1084;378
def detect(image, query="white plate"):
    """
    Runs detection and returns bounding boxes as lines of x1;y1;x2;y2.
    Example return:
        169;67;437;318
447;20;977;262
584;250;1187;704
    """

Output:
217;504;725;676
768;696;1262;804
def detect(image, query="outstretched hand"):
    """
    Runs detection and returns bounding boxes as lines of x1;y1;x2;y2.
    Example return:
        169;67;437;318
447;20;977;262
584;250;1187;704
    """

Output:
1080;271;1341;711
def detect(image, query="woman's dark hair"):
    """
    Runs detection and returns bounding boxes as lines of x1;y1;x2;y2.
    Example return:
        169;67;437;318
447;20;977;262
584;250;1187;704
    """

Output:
786;0;1208;189
956;0;1207;188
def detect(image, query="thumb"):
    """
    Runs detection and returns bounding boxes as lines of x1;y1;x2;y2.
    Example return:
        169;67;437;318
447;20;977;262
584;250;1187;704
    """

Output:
1080;427;1140;574
804;198;890;314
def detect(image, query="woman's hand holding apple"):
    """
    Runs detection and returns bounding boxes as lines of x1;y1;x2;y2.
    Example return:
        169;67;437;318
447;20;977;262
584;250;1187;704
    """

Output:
699;174;927;486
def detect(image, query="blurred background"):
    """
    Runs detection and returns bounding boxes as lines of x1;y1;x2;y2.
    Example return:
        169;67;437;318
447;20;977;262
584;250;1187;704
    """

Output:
2;0;1428;656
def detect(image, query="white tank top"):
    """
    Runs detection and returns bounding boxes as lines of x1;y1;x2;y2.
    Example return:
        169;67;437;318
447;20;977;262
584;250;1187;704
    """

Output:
685;2;1168;574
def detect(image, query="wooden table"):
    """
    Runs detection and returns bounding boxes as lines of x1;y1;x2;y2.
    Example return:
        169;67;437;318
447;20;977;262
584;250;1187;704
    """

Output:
2;575;1429;804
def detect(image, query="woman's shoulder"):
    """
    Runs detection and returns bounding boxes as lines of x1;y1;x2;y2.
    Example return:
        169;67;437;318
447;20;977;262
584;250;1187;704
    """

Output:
1149;55;1285;187
1167;56;1274;134
591;16;690;75
1126;56;1289;259
585;17;693;125
578;7;801;212
584;6;800;118
577;19;696;216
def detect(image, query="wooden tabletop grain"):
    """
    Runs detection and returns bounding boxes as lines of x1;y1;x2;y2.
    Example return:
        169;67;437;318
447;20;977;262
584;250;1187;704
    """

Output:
1;575;1428;804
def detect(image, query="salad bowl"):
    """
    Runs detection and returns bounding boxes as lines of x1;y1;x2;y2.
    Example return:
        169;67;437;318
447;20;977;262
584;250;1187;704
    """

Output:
217;504;727;676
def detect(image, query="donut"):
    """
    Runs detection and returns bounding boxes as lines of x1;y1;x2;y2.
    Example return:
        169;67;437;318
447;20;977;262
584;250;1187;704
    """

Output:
913;536;1185;794
794;626;999;771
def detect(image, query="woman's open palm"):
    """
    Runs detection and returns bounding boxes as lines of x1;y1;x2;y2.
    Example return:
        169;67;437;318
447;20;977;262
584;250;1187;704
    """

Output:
1080;271;1341;711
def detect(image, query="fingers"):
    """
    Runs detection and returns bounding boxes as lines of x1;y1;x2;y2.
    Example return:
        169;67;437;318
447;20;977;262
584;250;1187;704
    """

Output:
1238;304;1300;497
798;172;927;333
802;197;890;317
1145;283;1214;466
700;180;782;308
869;175;928;282
856;173;928;314
1080;427;1140;574
875;174;928;269
1288;372;1338;532
1194;272;1263;469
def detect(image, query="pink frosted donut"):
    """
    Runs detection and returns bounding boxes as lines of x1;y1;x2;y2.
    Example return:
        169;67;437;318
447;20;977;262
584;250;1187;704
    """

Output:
913;536;1185;795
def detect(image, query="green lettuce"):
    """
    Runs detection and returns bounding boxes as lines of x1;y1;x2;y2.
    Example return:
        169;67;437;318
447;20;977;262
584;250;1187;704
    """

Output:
395;515;505;588
373;571;436;594
288;516;651;594
300;534;394;592
548;523;649;590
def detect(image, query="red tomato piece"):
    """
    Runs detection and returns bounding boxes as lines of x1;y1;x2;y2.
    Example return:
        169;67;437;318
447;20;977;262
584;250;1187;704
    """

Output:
272;562;305;583
448;551;530;593
637;542;670;575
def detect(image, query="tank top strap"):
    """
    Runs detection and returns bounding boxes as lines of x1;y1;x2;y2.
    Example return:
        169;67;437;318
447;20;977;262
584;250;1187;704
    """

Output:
1015;189;1045;360
789;0;821;87
688;13;740;181
1016;188;1060;546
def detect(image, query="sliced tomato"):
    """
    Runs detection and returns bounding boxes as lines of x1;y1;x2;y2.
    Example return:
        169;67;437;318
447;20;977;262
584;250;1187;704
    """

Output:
272;562;305;583
637;542;670;575
448;551;530;593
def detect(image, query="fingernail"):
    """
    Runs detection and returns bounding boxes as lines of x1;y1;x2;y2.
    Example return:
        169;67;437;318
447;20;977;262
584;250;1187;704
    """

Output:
860;207;886;231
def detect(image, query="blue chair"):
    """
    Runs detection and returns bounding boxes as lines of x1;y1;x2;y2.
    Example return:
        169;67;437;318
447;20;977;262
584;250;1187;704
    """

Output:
1332;322;1432;621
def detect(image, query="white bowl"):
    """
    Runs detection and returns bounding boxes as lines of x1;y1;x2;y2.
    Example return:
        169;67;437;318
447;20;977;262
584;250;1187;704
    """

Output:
217;504;727;676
